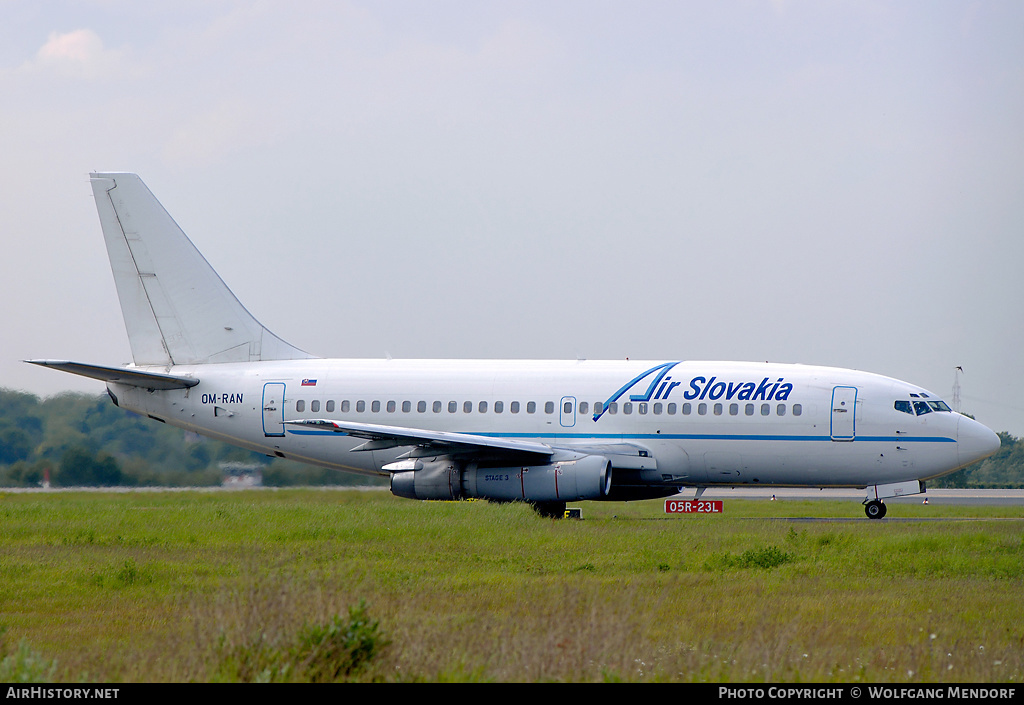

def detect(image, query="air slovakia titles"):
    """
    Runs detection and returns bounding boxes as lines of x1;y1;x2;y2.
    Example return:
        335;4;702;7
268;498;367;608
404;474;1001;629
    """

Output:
683;376;794;402
594;362;796;422
628;374;795;402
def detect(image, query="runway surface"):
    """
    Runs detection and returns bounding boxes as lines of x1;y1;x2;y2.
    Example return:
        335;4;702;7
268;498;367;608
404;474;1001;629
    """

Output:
688;487;1024;506
3;485;1023;512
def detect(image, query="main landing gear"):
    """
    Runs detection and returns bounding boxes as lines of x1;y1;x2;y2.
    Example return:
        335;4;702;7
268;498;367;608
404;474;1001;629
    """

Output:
531;501;567;519
864;499;887;520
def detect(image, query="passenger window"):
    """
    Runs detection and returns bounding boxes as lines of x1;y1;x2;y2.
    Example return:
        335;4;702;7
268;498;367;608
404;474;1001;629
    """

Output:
371;401;381;413
311;400;320;413
579;402;589;415
511;401;520;414
341;400;350;413
545;401;554;414
594;402;603;415
667;403;677;414
417;401;426;413
402;401;411;413
777;404;786;416
681;403;691;415
745;404;754;416
639;402;648;415
495;401;504;413
653;403;662;415
623;402;633;415
296;400;305;413
713;403;723;416
479;401;488;413
894;400;913;415
448;401;457;413
793;404;802;416
563;401;572;414
608;402;617;415
914;401;932;416
527;402;536;414
464;401;472;413
433;401;442;413
761;404;770;416
326;400;335;413
729;403;739;416
698;403;707;415
386;401;396;413
356;401;365;413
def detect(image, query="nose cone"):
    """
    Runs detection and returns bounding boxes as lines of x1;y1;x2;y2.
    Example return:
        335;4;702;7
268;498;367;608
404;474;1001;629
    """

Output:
957;415;1001;467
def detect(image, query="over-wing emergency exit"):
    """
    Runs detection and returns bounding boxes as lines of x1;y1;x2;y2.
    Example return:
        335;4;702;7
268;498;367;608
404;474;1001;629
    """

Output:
28;173;1001;518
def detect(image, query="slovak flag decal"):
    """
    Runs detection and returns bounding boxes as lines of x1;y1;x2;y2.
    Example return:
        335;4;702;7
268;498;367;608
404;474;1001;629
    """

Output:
301;379;317;387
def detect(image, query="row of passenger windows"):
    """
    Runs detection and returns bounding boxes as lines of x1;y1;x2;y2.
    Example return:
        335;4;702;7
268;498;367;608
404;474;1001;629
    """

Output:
294;398;804;418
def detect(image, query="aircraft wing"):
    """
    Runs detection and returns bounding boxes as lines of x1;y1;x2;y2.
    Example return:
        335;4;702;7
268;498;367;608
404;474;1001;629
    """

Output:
283;419;555;461
556;442;657;470
283;419;663;472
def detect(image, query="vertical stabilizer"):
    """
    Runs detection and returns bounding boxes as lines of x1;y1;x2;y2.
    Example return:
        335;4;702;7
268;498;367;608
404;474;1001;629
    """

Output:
90;173;315;365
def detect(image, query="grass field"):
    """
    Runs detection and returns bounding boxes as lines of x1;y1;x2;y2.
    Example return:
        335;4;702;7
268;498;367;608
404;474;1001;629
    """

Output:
0;489;1021;682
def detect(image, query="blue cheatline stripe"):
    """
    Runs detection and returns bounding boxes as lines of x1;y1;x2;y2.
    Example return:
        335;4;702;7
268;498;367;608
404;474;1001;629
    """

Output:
284;429;956;444
856;436;955;443
472;432;956;443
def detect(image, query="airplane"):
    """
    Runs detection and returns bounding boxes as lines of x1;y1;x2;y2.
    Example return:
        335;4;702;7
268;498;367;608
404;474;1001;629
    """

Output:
28;173;1001;519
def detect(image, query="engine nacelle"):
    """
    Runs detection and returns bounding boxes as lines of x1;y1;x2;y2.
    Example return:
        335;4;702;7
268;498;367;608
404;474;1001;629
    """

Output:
390;460;462;501
464;455;612;502
390;455;613;503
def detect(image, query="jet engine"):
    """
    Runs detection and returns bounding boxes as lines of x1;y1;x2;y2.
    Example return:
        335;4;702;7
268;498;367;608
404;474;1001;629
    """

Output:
390;454;612;503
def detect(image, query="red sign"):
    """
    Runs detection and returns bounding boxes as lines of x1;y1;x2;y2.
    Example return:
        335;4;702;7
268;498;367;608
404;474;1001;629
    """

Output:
665;499;723;514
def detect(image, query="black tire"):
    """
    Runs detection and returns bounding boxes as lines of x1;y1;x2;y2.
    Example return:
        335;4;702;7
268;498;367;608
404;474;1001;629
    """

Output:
865;500;886;519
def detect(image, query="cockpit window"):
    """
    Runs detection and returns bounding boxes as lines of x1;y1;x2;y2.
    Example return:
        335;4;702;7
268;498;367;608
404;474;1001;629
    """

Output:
894;400;913;415
901;397;952;416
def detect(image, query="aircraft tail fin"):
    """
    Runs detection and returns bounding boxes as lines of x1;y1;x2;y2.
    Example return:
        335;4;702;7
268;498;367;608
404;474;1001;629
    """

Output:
90;173;315;366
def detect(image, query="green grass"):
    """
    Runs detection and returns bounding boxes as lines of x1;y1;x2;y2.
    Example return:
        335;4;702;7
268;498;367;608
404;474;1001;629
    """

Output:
0;489;1021;682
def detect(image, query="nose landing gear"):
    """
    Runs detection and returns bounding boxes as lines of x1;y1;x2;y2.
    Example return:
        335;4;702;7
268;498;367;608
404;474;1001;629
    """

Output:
862;481;925;520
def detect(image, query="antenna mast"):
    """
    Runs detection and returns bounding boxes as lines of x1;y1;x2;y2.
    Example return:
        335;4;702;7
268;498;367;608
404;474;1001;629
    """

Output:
952;366;963;413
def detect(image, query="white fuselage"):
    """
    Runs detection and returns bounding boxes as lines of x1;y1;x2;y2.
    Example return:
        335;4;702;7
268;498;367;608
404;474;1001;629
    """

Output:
108;358;997;492
33;173;1003;517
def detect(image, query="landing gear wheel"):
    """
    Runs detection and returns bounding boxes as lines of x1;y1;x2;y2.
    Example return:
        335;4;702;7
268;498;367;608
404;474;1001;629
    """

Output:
531;501;567;519
865;500;887;520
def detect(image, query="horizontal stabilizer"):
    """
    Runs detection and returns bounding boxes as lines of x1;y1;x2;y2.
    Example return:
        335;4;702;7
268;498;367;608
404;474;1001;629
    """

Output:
25;360;199;390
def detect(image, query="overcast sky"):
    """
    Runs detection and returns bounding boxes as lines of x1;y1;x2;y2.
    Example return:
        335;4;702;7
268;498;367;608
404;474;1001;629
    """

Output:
2;1;1023;435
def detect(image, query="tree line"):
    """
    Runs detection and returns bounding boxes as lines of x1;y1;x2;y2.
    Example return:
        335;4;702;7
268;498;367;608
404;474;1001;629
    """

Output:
0;389;384;488
0;388;1019;488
